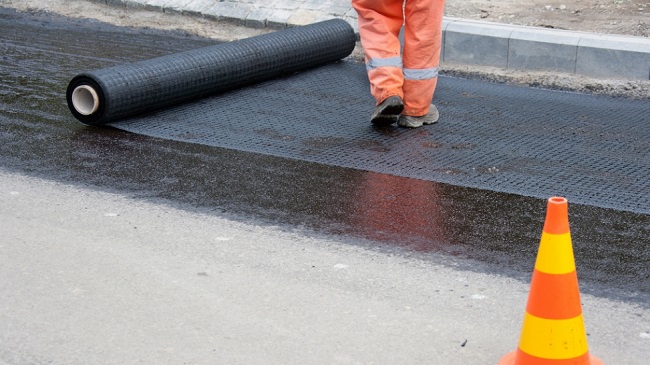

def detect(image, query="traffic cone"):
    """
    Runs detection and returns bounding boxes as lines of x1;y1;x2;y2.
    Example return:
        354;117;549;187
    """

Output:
499;197;604;365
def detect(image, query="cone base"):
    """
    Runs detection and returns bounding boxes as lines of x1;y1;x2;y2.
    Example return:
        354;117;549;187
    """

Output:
498;351;515;365
498;350;605;365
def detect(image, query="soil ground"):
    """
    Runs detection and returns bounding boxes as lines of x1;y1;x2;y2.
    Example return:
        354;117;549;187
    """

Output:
446;0;649;38
2;0;649;98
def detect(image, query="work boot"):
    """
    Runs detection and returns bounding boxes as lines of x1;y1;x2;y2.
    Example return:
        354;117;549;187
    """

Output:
370;96;404;126
398;104;439;128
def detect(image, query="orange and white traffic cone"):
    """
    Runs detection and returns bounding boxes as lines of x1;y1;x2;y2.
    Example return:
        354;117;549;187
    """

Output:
499;197;604;365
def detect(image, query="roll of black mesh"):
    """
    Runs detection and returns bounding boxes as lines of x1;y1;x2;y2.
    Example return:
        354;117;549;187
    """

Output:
66;19;356;125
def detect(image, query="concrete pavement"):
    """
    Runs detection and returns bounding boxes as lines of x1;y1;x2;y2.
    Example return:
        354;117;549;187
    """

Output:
1;170;649;364
92;0;650;80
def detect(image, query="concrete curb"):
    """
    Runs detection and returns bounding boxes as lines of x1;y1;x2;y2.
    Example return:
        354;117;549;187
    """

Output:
443;17;650;81
92;0;649;80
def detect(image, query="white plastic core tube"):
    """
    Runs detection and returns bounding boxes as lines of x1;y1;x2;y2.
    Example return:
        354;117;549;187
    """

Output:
71;85;100;116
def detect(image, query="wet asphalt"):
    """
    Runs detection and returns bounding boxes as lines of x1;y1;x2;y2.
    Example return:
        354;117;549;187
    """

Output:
0;7;648;306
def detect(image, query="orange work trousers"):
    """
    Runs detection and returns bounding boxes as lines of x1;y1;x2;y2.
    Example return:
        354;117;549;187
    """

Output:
352;0;445;116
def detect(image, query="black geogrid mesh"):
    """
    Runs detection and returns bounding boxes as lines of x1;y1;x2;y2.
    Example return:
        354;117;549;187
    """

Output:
112;61;650;214
66;19;356;125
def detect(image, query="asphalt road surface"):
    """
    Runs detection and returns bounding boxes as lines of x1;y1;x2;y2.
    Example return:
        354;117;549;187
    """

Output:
1;6;649;365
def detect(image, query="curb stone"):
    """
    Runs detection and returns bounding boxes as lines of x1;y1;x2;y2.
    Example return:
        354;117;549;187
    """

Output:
88;0;650;80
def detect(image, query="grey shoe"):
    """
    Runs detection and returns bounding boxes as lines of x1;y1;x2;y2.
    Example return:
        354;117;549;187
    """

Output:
398;104;440;128
370;95;404;126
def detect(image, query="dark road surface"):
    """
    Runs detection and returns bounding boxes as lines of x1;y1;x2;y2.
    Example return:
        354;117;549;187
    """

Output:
1;7;648;306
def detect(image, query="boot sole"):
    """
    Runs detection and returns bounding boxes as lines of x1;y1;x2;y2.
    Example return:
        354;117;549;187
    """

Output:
370;99;404;126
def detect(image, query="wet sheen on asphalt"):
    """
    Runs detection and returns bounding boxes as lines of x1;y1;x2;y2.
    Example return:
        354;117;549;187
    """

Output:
0;7;648;306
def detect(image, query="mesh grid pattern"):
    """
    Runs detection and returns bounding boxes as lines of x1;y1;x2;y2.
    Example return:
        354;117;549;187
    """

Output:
111;61;650;214
67;19;356;125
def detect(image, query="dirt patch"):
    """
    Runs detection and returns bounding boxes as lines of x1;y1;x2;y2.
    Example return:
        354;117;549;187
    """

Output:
2;0;649;98
0;0;274;40
445;0;649;38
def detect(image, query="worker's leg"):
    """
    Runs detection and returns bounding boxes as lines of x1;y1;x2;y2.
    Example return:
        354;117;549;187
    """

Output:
401;0;445;117
352;0;405;106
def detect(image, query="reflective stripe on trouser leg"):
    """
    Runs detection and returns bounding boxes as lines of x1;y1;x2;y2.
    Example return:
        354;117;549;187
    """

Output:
403;67;439;117
367;57;403;106
403;72;438;116
352;0;405;104
402;0;444;116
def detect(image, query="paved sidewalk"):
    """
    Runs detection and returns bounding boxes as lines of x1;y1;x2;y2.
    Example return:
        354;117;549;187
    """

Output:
94;0;650;80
